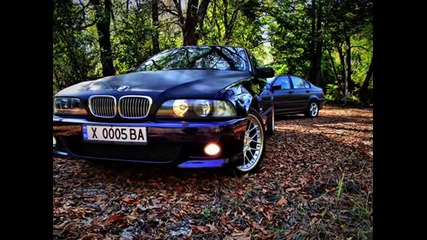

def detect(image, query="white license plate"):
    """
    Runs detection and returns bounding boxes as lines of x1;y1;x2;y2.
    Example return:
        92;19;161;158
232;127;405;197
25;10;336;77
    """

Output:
83;125;147;144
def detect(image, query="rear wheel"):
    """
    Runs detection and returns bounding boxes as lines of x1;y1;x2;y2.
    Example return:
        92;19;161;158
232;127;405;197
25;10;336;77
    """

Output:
305;101;319;118
235;108;265;173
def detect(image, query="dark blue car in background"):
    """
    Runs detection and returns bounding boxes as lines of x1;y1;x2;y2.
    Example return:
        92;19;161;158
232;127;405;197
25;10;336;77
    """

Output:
262;75;325;118
53;46;275;173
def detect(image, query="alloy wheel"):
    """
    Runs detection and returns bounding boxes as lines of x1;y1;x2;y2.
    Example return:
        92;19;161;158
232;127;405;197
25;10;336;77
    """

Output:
237;113;264;172
309;102;318;117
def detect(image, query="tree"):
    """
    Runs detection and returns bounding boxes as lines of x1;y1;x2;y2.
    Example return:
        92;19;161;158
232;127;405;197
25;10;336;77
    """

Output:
325;0;373;93
91;0;116;76
359;53;373;105
268;0;312;77
53;0;99;93
307;0;324;87
159;0;210;46
151;0;160;54
52;0;373;105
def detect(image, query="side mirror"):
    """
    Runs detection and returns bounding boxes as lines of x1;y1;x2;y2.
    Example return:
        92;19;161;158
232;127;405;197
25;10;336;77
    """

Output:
271;85;281;91
256;67;275;78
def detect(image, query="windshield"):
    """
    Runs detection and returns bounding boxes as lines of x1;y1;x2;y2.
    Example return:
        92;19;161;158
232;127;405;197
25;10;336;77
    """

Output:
136;46;250;72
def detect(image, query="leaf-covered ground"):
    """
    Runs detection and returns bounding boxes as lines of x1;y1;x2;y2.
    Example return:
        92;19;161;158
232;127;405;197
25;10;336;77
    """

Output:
53;106;373;240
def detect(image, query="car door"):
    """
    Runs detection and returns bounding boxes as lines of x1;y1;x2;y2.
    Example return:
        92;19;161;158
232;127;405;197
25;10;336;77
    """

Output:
289;76;311;111
271;75;297;114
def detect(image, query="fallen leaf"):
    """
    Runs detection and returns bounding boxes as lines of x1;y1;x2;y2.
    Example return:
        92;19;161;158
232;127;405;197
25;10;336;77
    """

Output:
195;226;207;232
176;185;186;194
252;221;267;234
107;214;126;223
172;212;180;217
277;197;287;206
285;187;300;192
122;197;137;204
206;223;217;232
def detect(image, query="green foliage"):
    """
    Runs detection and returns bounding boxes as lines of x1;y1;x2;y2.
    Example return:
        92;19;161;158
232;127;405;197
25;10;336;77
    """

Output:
324;84;341;103
53;0;100;94
111;0;153;74
53;0;373;105
200;0;264;50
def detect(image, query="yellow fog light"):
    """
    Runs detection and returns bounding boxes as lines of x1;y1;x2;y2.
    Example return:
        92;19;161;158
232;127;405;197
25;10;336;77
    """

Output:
204;143;221;156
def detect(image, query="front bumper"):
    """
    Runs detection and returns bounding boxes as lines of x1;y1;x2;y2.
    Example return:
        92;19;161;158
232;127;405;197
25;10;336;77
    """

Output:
53;116;247;168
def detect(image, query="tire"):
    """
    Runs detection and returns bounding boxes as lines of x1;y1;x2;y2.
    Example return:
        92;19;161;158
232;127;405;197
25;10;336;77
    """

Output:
235;108;266;174
305;101;319;118
266;107;275;136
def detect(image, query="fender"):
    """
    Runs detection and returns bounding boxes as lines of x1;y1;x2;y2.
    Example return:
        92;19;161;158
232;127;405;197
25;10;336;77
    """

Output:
215;79;253;117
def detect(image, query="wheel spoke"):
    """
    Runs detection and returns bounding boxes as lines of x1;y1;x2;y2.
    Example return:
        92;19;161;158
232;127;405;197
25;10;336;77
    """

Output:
250;131;260;142
246;149;254;159
247;121;253;131
248;124;258;132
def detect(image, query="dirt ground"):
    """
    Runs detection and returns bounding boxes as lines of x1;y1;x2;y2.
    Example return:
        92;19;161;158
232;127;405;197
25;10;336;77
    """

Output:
53;106;373;240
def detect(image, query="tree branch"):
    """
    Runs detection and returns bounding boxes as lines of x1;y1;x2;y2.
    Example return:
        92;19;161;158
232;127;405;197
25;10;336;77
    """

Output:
158;0;179;17
350;45;370;51
172;0;185;25
75;21;97;31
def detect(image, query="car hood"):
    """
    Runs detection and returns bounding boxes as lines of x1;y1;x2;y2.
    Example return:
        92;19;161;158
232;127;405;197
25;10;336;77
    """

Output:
56;70;252;99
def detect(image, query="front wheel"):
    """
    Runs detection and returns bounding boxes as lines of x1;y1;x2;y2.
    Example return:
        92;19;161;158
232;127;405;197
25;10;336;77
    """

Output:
305;101;319;118
235;108;266;173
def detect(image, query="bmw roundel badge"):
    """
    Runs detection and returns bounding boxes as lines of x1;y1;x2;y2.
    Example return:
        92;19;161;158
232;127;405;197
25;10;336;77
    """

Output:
117;85;130;91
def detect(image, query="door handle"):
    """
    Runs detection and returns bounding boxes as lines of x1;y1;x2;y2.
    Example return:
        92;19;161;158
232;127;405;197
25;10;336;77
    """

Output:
306;90;310;93
288;91;293;94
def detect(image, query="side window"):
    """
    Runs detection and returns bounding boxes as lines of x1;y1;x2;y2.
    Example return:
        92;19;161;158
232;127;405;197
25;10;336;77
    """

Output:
291;76;306;89
304;81;310;88
273;78;282;88
273;76;291;90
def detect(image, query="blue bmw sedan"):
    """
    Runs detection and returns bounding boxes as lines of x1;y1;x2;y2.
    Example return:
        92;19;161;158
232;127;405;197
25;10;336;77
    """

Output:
53;46;275;173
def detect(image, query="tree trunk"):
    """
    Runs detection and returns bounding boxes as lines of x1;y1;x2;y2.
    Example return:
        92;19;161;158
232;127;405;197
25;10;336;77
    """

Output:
196;0;210;40
223;1;240;43
177;0;210;46
359;54;373;105
308;0;323;87
213;1;221;40
313;2;323;87
151;0;160;54
328;49;339;83
91;0;115;76
337;44;347;101
308;0;316;82
345;36;355;92
183;0;199;45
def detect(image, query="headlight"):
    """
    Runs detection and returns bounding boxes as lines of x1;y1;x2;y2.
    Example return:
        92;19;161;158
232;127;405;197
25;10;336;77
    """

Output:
193;100;212;117
172;99;190;117
53;97;87;115
157;99;236;118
